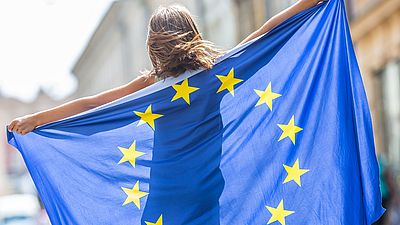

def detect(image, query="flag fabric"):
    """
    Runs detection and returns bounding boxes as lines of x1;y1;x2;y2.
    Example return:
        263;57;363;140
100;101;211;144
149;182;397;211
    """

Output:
6;0;384;224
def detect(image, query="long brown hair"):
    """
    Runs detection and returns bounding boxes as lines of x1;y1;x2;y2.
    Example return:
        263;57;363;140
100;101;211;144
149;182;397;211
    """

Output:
146;5;224;80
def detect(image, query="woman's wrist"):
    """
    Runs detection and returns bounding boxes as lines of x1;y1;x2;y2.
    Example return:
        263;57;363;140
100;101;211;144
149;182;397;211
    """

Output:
31;113;43;127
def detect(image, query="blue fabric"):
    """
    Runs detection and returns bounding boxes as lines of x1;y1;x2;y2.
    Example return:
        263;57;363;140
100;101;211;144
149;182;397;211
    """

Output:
6;0;384;224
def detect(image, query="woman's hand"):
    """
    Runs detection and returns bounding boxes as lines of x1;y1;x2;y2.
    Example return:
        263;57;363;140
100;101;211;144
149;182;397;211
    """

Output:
8;114;40;135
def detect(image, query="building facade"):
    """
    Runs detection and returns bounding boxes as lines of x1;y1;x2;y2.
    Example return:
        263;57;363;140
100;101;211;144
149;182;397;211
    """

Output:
72;0;151;97
348;0;400;172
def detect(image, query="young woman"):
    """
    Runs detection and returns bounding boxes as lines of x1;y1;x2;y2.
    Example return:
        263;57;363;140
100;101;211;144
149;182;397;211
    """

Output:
8;0;323;135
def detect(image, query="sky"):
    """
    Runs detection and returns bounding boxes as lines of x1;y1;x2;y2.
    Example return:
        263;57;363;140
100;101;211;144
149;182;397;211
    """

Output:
0;0;114;102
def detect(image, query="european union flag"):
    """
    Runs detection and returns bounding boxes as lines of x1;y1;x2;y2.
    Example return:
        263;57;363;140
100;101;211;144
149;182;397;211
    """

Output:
6;0;384;224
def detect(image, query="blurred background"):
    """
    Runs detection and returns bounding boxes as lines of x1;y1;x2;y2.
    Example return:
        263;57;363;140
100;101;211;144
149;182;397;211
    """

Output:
0;0;398;224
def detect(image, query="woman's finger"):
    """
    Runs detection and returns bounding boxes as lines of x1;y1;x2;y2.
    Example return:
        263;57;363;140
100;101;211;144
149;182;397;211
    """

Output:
8;121;16;132
16;127;23;134
10;120;17;132
22;127;32;135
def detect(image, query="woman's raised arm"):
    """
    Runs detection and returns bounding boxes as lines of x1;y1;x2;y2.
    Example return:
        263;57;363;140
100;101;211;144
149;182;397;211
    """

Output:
7;75;156;135
238;0;324;46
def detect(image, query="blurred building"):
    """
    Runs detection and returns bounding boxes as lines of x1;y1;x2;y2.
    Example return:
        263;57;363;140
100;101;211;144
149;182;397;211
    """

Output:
72;0;150;97
348;0;400;173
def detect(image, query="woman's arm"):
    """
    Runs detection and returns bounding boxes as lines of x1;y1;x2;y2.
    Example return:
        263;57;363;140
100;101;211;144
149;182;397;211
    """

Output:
7;75;156;135
238;0;323;46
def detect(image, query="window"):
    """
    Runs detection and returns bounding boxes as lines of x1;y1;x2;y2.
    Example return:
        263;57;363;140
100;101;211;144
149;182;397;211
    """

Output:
379;60;400;171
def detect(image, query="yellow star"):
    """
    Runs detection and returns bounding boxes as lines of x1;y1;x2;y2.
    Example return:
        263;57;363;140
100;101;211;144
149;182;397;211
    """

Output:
171;79;199;105
283;159;309;186
277;115;303;145
254;82;281;110
121;181;148;209
216;68;243;96
145;215;163;225
134;105;163;130
117;140;145;168
266;200;294;225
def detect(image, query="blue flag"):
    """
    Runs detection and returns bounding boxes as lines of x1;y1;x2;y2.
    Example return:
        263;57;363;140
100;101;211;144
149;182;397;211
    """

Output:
7;0;384;224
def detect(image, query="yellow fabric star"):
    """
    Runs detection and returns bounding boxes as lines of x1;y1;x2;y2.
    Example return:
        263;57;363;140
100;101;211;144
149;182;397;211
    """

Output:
277;115;303;145
216;68;243;96
266;200;294;225
283;159;309;186
145;215;163;225
171;79;199;105
117;140;145;168
121;181;148;209
134;105;163;130
254;82;281;110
